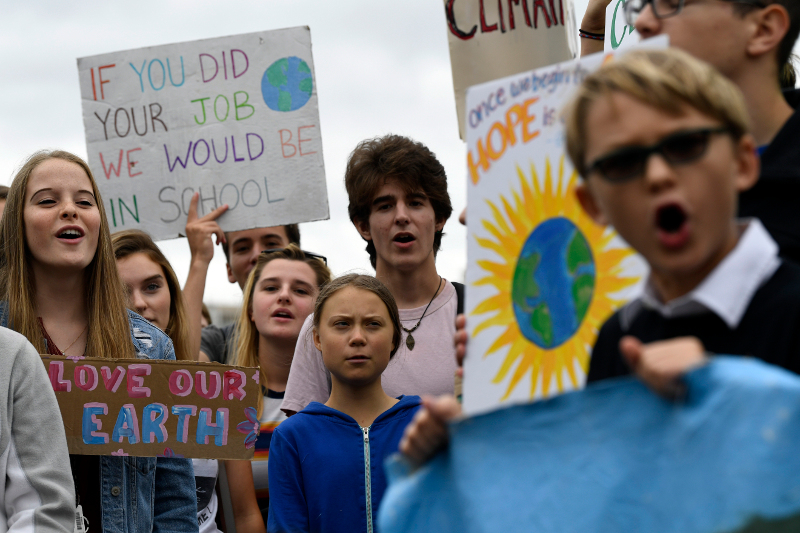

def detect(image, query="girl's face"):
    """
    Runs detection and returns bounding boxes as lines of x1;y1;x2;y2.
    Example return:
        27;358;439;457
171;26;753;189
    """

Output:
24;159;101;275
251;259;318;341
314;286;395;388
116;252;171;332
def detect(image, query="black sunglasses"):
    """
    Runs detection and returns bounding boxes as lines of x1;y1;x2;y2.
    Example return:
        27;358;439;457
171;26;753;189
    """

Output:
585;127;732;183
261;248;328;265
624;0;766;27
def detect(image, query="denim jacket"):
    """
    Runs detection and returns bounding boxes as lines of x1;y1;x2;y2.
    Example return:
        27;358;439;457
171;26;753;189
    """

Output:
0;307;198;533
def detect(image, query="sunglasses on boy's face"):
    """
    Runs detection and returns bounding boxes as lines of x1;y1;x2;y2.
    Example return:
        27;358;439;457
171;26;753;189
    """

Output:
261;248;328;265
623;0;766;26
585;127;732;183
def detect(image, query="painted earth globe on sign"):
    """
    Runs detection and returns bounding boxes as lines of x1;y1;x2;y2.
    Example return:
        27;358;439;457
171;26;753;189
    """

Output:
261;56;313;112
512;217;595;349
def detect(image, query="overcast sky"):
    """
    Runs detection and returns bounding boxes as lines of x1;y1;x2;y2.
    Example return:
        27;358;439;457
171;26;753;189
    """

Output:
0;0;589;307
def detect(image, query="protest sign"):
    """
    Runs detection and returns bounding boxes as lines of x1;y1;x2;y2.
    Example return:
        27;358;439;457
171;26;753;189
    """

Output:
43;355;260;459
444;0;579;139
604;0;641;52
78;27;328;241
380;358;800;533
462;42;673;415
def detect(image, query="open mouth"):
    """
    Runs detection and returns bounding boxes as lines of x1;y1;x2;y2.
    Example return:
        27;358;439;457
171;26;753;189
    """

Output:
655;204;687;234
57;228;84;241
393;233;416;244
272;310;294;319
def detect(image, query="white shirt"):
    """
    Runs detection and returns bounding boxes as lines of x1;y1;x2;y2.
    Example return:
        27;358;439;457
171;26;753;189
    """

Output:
620;219;780;330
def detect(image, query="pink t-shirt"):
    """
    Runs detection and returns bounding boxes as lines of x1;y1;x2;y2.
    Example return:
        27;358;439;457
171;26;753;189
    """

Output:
281;281;458;414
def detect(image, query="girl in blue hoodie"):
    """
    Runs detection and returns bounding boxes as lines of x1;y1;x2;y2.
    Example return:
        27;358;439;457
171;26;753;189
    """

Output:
268;274;421;533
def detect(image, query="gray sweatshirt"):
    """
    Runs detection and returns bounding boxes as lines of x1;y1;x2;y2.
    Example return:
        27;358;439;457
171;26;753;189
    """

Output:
0;327;74;532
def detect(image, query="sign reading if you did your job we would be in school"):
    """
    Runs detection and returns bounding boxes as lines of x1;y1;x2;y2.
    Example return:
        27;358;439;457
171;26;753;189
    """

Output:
78;27;329;241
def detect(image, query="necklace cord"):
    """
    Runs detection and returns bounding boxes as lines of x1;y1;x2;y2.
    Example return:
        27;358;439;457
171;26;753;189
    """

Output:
401;276;443;335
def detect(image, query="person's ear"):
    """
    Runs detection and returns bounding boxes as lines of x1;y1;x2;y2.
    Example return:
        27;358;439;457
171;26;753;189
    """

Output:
745;4;790;59
313;327;322;352
354;217;372;242
576;181;609;226
733;134;760;193
435;216;446;233
226;262;237;284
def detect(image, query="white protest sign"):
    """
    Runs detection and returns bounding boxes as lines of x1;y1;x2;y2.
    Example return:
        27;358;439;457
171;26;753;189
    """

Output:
462;40;669;416
604;0;640;52
444;0;579;139
78;27;328;240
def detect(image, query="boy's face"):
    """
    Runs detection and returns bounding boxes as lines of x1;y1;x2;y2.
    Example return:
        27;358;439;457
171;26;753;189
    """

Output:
576;92;758;283
356;179;444;273
634;0;753;79
226;226;290;289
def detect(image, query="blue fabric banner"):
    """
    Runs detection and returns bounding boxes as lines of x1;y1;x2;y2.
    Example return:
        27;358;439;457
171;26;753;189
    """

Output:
379;358;800;533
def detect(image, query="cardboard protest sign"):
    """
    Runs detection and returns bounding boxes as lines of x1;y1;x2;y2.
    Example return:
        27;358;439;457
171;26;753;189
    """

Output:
444;0;579;139
462;42;675;415
380;358;800;533
43;356;260;459
78;27;328;241
604;0;641;52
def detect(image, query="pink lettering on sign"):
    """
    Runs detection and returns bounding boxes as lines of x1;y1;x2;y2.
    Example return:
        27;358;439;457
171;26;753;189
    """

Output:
75;365;99;391
169;369;193;397
195;371;222;399
48;361;71;392
223;370;247;401
101;366;126;393
127;364;152;398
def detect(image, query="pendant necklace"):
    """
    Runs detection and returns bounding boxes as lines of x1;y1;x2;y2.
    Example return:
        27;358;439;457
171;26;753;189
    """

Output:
402;276;442;351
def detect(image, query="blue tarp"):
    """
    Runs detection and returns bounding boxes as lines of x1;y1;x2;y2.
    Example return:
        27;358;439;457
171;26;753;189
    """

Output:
379;358;800;533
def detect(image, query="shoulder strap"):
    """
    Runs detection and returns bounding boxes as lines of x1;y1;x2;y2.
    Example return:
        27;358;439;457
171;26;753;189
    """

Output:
451;281;465;316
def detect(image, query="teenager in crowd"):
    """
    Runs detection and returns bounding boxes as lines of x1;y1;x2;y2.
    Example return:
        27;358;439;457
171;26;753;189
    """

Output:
282;134;460;415
0;150;197;532
112;229;227;531
228;246;331;531
268;274;421;533
185;193;302;364
581;0;800;263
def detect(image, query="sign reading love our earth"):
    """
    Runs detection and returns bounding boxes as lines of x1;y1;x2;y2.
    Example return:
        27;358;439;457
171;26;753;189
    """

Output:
77;27;329;241
44;356;261;459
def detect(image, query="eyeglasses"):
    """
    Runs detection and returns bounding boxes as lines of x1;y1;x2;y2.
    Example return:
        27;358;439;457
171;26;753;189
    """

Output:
623;0;766;27
585;127;731;183
261;248;328;265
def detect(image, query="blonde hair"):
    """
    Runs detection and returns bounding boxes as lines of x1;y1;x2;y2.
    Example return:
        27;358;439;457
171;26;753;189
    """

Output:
0;150;134;357
112;229;192;361
234;245;331;416
564;48;751;179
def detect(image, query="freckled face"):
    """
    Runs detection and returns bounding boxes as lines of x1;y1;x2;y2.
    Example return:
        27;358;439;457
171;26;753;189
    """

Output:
117;253;172;332
24;159;101;275
314;286;396;388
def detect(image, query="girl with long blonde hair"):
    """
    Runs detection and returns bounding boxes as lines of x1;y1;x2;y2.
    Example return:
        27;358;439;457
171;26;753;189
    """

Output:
0;150;196;532
227;245;331;532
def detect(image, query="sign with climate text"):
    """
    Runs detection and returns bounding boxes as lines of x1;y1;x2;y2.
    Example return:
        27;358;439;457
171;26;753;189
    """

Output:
44;356;261;459
444;0;578;139
78;27;329;241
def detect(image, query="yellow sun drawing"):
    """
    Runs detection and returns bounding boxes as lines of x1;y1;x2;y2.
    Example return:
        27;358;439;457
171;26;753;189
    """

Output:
472;157;639;401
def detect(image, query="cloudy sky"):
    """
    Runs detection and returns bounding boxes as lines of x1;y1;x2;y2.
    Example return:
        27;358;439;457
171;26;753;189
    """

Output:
0;0;591;307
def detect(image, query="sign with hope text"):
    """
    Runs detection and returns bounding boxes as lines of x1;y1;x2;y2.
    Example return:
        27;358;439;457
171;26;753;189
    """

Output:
462;42;670;415
43;356;261;459
444;0;579;139
78;27;329;241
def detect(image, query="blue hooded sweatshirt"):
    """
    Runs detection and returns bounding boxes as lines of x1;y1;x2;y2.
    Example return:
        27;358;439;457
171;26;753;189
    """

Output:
267;395;421;533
